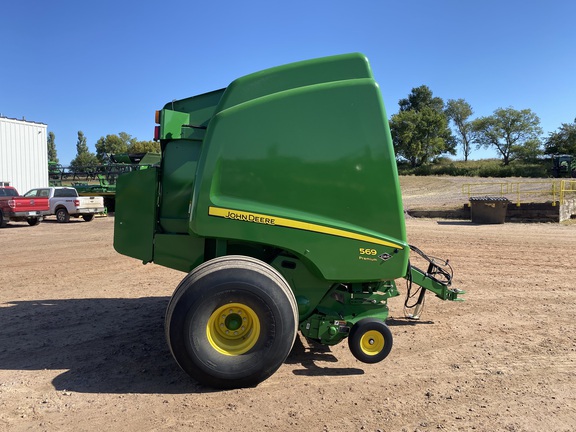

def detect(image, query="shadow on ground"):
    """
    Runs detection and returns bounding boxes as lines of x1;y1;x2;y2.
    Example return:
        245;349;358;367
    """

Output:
287;337;365;377
0;296;368;393
0;296;200;394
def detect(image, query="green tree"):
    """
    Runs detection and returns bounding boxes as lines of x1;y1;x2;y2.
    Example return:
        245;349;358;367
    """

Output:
544;118;576;155
47;131;59;164
472;107;543;165
513;139;543;162
95;132;133;162
70;131;99;168
399;85;444;113
390;85;455;167
445;99;475;162
127;139;161;153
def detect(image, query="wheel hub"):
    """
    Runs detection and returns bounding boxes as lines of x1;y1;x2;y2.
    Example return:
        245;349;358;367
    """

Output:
207;303;260;356
360;330;385;356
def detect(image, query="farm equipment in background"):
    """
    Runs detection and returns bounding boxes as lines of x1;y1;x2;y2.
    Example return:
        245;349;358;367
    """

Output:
552;154;576;178
113;53;464;389
48;153;160;211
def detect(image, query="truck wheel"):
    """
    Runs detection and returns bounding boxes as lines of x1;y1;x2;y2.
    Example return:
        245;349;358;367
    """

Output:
82;214;95;222
27;217;40;226
165;255;299;389
0;211;6;228
348;318;393;364
56;208;70;223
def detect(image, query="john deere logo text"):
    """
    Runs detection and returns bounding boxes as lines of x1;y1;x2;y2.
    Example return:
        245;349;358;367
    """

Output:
224;210;276;226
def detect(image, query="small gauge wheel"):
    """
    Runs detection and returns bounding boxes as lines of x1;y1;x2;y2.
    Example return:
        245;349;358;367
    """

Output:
348;318;393;363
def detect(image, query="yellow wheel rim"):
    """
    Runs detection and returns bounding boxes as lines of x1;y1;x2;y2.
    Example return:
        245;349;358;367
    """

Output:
206;303;260;356
360;330;385;356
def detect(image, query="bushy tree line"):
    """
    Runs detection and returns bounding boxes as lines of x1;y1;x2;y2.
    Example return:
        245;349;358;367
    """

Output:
389;85;574;167
47;131;160;168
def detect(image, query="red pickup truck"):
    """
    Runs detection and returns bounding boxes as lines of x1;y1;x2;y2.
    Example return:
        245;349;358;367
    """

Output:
0;186;50;227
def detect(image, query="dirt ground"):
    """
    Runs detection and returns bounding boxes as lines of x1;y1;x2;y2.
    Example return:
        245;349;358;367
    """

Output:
1;177;575;432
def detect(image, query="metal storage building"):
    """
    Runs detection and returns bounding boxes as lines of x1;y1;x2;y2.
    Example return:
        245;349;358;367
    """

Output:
0;116;48;193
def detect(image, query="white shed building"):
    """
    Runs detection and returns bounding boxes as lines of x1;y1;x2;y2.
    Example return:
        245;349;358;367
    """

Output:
0;117;48;194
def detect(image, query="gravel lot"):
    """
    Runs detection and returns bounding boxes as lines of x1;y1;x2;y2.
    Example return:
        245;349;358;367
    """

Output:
1;176;575;431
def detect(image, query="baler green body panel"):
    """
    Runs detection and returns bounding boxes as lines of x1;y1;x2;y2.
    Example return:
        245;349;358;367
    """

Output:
113;167;157;262
115;53;408;282
193;54;408;282
215;53;373;111
159;139;202;234
194;83;407;280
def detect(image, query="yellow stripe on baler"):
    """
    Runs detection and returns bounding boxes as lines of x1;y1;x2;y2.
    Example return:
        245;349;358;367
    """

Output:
208;206;404;249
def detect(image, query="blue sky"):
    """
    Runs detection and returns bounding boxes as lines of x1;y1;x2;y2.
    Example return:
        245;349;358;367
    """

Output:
2;0;575;165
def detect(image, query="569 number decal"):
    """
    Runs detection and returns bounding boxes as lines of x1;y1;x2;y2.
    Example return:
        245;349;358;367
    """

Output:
359;248;378;255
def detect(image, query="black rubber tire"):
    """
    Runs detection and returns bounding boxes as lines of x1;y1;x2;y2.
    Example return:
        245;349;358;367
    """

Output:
56;208;70;223
27;217;40;226
348;318;393;364
82;214;95;222
0;211;6;228
165;255;298;389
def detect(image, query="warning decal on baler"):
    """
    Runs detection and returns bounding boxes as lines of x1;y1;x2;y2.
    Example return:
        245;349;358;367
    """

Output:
208;206;404;250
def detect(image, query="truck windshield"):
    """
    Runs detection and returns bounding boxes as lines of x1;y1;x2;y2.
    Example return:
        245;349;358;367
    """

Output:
24;190;38;197
0;188;18;197
24;189;50;198
54;189;77;197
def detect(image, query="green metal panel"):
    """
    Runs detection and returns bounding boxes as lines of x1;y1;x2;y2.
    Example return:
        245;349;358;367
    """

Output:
216;52;372;111
113;168;158;262
159;139;202;233
117;53;409;283
153;233;205;273
163;88;225;129
271;254;333;321
139;152;161;166
159;110;190;140
190;55;408;282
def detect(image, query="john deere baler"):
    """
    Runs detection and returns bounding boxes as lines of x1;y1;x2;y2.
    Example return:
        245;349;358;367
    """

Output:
114;53;463;389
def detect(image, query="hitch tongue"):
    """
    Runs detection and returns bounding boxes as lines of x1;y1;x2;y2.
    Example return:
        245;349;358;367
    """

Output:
407;245;465;302
408;265;465;301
